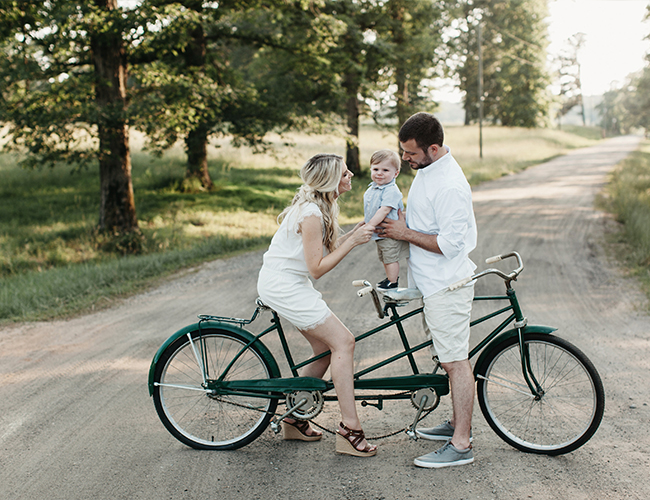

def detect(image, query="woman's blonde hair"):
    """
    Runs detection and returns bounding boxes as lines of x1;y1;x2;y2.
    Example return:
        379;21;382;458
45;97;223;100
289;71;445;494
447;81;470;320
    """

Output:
279;153;345;253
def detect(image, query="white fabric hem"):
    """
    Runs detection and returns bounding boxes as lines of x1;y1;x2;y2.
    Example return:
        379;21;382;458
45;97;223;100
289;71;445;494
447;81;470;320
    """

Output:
299;310;332;332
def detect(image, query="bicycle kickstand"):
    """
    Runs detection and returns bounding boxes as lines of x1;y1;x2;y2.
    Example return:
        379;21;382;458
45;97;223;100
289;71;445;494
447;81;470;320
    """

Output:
405;393;430;441
269;397;309;434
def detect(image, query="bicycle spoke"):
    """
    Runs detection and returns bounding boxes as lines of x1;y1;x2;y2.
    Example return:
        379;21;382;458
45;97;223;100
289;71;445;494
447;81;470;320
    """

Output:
477;334;604;455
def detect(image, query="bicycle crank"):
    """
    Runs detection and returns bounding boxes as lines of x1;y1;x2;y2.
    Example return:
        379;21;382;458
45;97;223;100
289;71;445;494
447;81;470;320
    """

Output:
285;390;324;420
410;388;439;411
406;388;439;440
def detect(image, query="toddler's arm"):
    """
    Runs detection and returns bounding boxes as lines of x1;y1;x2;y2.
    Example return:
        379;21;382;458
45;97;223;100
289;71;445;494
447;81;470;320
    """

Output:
367;206;393;228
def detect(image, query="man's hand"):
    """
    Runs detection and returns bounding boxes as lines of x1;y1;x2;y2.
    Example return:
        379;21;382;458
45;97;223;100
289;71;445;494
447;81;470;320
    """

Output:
376;209;409;240
377;209;442;254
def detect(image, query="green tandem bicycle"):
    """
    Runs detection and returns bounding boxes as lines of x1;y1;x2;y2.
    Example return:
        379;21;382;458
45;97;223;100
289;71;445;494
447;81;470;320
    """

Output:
148;251;604;456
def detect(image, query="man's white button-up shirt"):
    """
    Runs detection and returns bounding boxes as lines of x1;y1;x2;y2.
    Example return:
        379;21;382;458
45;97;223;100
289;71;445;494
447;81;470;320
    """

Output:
406;148;477;297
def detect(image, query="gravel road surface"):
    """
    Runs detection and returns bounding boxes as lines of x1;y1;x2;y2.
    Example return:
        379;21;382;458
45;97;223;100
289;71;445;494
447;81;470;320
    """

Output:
1;135;648;500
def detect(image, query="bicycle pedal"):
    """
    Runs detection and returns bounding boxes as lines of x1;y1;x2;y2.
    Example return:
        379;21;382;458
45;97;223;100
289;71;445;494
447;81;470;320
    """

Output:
405;429;418;441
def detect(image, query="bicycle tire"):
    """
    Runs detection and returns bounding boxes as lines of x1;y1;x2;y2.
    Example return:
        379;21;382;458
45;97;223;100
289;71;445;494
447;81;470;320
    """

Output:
476;333;604;455
152;328;278;450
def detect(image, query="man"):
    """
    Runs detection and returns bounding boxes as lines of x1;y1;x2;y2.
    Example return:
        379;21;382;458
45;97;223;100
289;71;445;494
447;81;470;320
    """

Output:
379;112;477;468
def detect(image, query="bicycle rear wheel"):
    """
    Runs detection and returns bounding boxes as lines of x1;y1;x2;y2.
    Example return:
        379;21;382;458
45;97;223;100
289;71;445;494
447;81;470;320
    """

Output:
152;329;278;450
476;333;604;455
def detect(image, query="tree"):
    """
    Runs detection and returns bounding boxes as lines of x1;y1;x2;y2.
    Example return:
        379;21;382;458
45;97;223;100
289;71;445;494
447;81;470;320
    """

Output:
555;33;586;129
367;0;449;163
131;0;345;185
1;0;140;237
598;68;650;136
456;0;551;127
314;0;387;175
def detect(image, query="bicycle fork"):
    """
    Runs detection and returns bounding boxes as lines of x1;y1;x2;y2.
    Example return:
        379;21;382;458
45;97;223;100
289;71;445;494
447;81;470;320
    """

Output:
517;326;545;399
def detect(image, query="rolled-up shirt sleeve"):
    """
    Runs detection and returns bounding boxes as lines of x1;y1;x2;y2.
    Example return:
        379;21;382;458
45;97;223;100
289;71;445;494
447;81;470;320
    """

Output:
434;187;474;259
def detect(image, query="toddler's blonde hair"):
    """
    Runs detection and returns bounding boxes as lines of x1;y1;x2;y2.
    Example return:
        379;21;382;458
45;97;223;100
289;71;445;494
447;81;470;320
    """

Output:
370;149;401;173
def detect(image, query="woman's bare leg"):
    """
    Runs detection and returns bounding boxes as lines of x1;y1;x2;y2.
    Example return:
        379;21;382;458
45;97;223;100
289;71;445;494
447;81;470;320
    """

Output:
299;314;375;451
283;334;330;437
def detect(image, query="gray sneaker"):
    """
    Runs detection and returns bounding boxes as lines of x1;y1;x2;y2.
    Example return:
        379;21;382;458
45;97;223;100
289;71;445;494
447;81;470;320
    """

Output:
414;441;474;469
416;420;473;442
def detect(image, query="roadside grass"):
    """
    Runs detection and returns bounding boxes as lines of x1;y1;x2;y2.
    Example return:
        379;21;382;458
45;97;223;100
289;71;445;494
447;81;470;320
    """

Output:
598;139;650;305
0;123;601;322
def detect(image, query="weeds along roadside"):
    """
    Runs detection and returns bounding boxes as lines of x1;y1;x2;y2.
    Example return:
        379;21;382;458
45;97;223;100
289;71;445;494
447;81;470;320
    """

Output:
0;124;603;323
598;139;650;305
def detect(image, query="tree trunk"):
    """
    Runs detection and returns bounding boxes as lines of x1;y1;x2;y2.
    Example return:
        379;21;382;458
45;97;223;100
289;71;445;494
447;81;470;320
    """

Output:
185;124;213;190
91;0;138;234
344;72;361;176
388;0;412;174
184;1;213;189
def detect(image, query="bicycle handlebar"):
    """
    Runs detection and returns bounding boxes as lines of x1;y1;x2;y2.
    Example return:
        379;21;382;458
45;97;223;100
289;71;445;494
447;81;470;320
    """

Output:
450;251;524;290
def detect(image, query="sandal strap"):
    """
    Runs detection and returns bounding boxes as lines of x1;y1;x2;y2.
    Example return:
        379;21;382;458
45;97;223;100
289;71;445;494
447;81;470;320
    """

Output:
290;420;311;433
338;422;368;450
286;419;319;436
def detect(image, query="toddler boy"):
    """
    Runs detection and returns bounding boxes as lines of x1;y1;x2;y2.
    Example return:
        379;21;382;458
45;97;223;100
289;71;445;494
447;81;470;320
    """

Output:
363;150;410;290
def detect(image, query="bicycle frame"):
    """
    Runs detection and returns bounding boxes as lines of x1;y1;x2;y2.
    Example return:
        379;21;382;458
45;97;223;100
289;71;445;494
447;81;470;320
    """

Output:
149;273;555;405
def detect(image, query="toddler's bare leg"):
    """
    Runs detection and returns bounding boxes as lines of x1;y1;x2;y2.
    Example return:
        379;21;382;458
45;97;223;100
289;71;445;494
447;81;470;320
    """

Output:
383;261;399;283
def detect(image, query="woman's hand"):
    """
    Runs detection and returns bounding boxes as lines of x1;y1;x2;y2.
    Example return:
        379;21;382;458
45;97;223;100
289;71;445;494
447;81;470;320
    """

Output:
302;217;373;280
347;221;374;246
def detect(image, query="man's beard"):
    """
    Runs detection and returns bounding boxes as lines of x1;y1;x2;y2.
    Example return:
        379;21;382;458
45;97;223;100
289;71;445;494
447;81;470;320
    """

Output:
409;150;435;169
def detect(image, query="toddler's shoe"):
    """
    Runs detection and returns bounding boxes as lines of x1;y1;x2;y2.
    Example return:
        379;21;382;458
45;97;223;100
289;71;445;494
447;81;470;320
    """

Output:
377;278;398;290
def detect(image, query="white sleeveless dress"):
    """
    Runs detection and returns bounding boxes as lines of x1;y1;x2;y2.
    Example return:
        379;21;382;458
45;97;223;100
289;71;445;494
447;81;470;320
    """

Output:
257;202;332;330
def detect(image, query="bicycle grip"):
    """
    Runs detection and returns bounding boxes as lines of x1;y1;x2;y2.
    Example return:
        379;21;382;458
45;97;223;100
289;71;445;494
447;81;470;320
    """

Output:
449;277;472;291
357;286;373;297
486;254;502;264
352;280;366;287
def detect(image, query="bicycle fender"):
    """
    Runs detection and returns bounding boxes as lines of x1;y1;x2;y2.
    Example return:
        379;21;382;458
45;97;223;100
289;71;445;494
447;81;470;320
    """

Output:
473;325;558;377
148;320;280;396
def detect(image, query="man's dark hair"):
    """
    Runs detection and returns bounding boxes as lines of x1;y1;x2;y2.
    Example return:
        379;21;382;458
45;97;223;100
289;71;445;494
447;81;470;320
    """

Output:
398;112;444;151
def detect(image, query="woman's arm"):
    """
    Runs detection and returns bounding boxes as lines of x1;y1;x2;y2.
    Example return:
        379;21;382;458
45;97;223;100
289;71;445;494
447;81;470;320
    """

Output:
302;215;373;280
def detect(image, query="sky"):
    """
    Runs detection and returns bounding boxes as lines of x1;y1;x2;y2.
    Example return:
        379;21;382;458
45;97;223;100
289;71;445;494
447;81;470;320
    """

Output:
547;0;650;96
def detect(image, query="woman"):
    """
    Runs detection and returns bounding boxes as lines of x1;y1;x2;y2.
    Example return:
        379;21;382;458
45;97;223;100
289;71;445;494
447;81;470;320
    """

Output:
257;153;377;457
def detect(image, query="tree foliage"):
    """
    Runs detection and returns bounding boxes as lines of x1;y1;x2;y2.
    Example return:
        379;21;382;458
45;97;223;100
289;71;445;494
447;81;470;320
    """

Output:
456;0;551;127
1;0;140;235
131;1;345;185
554;33;586;128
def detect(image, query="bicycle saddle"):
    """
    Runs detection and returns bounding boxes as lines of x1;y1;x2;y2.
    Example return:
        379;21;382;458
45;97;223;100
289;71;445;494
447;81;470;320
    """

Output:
379;288;423;303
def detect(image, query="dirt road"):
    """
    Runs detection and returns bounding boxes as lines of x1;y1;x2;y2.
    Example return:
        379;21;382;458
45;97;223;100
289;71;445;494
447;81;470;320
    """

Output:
1;135;648;500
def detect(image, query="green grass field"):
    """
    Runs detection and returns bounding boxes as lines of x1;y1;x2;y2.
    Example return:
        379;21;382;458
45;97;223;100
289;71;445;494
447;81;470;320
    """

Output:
0;123;603;322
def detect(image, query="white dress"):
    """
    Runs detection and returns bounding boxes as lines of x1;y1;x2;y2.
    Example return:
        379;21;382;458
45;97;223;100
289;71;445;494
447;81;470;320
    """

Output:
257;202;332;330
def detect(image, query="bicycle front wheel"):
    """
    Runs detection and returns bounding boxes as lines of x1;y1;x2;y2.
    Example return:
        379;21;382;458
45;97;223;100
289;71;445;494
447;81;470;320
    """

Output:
152;329;278;450
476;333;604;455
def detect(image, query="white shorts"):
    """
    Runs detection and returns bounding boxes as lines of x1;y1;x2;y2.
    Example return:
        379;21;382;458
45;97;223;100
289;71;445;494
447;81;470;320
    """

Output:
422;282;475;363
257;267;332;331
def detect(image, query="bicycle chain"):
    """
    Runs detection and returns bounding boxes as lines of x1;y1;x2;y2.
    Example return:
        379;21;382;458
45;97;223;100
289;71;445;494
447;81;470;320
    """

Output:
213;393;435;441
